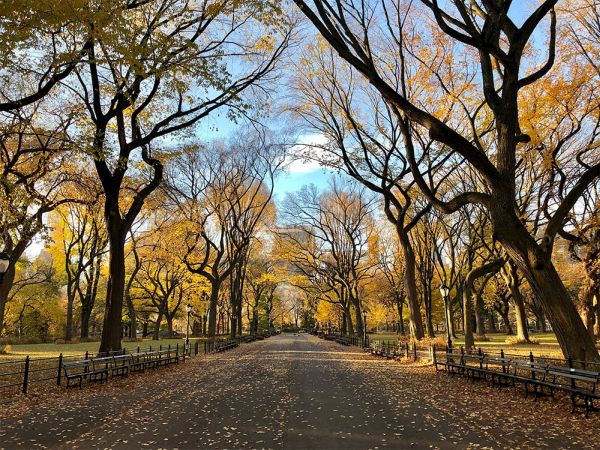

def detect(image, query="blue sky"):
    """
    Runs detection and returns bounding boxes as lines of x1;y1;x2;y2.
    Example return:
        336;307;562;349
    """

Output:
275;167;333;202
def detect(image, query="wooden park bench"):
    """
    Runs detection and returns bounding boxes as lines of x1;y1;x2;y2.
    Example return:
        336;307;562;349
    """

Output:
92;355;129;378
63;359;109;388
547;365;600;416
509;360;553;398
111;354;131;377
485;356;513;387
442;350;466;376
436;347;600;416
214;340;238;353
128;352;148;373
461;353;490;381
150;348;180;367
383;343;402;359
368;341;402;359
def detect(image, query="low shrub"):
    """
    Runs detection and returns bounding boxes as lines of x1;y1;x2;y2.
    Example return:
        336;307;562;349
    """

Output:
418;336;448;347
393;335;448;347
505;336;540;345
54;339;66;345
0;344;11;354
475;334;491;342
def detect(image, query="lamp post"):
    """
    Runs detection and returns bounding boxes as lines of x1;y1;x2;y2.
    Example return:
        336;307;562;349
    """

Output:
362;310;367;345
204;304;209;337
0;252;10;284
185;303;192;349
439;283;452;349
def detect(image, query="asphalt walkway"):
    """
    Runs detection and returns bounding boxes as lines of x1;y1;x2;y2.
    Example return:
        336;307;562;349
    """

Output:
0;334;596;449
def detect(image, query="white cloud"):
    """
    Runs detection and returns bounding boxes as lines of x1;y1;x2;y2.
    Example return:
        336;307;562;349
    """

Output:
285;133;329;174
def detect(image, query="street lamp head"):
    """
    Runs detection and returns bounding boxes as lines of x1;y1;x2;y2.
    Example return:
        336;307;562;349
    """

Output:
439;283;449;298
0;252;10;275
186;303;192;314
362;310;367;319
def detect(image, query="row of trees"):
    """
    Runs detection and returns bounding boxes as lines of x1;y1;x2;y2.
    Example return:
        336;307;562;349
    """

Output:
275;177;597;352
288;0;599;360
0;1;598;362
3;167;593;353
2;132;291;344
0;0;293;352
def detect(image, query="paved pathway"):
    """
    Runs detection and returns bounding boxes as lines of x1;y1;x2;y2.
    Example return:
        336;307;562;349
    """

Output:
0;334;596;449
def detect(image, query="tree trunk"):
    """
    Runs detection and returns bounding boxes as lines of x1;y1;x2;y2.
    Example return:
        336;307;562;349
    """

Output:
496;305;514;335
126;293;137;339
395;297;405;335
579;283;597;339
463;289;474;349
125;278;137;340
449;295;457;338
81;308;91;339
353;300;363;336
80;282;93;339
530;301;546;332
0;265;16;336
513;294;529;341
208;283;219;340
595;301;600;338
463;259;504;350
502;261;529;342
488;310;497;332
153;310;163;340
397;229;425;340
65;287;74;341
474;293;486;338
166;314;173;336
81;254;102;339
424;285;435;338
495;212;599;360
99;225;127;353
504;316;514;335
343;304;354;334
581;238;599;338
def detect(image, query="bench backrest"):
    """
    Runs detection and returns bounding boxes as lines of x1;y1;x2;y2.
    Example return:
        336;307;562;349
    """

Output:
93;356;113;365
549;366;600;383
512;361;548;371
63;359;93;374
113;354;131;364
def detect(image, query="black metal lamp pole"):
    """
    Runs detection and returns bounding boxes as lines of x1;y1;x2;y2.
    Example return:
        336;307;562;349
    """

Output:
185;303;192;349
439;284;452;350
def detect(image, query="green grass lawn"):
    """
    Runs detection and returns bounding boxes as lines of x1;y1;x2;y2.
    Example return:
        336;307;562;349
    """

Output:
368;331;571;358
0;337;205;361
453;332;564;358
